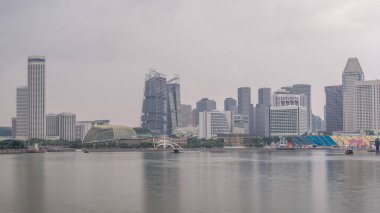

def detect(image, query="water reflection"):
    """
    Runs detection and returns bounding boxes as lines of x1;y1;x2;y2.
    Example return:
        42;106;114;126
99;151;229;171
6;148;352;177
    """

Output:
143;152;181;213
13;154;46;213
0;151;380;213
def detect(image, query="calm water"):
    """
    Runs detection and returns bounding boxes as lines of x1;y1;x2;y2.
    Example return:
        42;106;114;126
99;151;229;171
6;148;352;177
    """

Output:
1;150;380;213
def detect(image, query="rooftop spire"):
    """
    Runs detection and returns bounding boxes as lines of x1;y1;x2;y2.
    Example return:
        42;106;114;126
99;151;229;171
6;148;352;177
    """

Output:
343;57;363;74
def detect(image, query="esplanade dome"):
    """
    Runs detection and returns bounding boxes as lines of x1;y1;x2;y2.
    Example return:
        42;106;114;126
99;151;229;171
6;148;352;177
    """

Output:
83;125;152;143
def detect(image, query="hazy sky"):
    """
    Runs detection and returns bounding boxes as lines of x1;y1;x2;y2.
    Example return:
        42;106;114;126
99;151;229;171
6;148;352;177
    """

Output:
1;0;380;127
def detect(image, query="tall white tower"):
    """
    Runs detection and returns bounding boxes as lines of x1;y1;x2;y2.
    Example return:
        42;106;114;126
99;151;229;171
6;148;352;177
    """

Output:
28;56;46;139
342;57;364;132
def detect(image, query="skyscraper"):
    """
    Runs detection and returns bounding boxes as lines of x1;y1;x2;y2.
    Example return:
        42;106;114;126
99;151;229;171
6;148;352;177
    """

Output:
312;114;323;133
354;80;380;132
224;98;237;111
325;85;343;132
282;84;312;133
178;104;193;127
238;87;251;116
258;87;271;106
238;87;251;133
193;98;217;126
28;56;46;139
342;57;364;132
141;70;167;135
166;76;181;135
255;87;272;136
16;86;29;140
58;113;76;141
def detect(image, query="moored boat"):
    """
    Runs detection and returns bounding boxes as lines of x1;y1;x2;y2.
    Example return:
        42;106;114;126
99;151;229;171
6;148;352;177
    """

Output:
345;149;354;155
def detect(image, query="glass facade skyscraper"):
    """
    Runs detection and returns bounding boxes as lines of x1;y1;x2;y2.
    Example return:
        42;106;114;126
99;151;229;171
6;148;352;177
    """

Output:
166;76;181;135
325;85;343;132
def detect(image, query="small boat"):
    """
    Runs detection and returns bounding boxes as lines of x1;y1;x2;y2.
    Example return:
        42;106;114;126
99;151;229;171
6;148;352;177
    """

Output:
173;148;180;153
345;149;354;155
27;143;46;153
82;150;90;153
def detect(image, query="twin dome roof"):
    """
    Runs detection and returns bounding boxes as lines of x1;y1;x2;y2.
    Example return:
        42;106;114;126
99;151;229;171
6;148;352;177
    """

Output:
83;125;152;143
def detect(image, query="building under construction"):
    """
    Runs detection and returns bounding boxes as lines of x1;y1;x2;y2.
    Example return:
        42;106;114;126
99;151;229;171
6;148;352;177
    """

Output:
166;75;181;135
141;70;181;135
141;70;168;135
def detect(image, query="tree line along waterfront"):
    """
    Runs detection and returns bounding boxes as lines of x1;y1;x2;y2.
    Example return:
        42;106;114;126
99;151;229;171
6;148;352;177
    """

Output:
0;136;291;151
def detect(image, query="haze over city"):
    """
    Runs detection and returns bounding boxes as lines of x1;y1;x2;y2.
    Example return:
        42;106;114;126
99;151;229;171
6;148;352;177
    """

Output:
2;0;380;127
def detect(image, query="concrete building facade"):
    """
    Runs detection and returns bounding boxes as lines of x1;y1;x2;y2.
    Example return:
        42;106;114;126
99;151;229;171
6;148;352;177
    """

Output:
28;56;46;139
342;58;364;132
199;111;231;139
354;80;380;133
58;113;76;141
269;106;307;136
16;86;29;140
282;84;312;133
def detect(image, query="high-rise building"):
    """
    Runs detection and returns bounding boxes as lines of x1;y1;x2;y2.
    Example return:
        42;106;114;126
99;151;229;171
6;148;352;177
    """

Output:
178;104;193;127
233;114;249;133
58;113;76;141
282;84;312;133
199;110;231;139
166;76;181;135
224;98;237;111
354;80;380;132
28;56;46;139
76;121;93;141
238;87;252;133
325;85;343;132
193;98;217;126
141;70;167;135
269;106;307;136
312;114;323;133
255;87;272;137
238;87;251;116
16;86;29;140
273;90;307;107
258;88;272;106
342;58;364;132
46;113;59;137
11;117;16;138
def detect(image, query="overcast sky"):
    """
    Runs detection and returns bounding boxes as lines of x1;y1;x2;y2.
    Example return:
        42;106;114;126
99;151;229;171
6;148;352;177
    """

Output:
1;0;380;127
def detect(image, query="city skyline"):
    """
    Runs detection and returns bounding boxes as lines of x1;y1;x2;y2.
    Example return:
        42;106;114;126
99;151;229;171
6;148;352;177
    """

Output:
3;1;380;127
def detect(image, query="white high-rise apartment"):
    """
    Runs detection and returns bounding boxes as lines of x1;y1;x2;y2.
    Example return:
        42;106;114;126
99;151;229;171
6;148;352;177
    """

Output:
342;58;364;132
28;56;46;139
16;86;29;140
199;111;231;139
354;80;380;132
58;113;76;141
